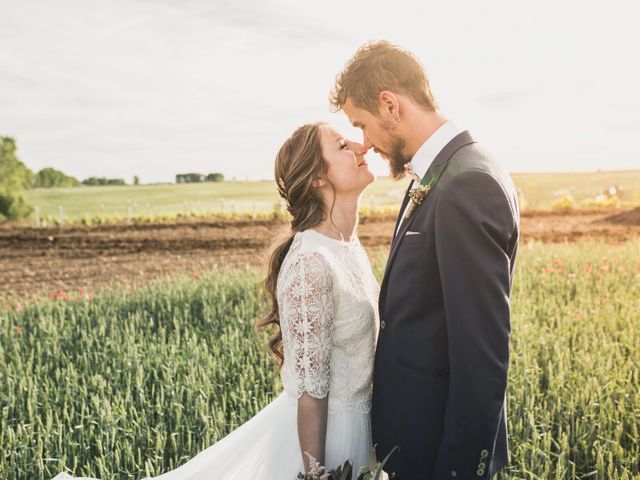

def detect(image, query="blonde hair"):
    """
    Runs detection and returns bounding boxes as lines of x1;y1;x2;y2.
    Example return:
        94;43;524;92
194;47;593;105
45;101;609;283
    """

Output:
330;40;437;115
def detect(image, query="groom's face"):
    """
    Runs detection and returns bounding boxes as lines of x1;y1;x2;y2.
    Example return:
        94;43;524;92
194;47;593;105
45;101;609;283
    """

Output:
342;98;411;180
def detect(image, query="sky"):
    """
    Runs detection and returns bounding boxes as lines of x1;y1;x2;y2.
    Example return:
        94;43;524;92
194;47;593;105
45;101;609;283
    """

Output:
0;0;638;183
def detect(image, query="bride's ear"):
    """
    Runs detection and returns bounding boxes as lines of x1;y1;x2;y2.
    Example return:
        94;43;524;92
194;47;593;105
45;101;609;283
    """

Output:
312;176;326;189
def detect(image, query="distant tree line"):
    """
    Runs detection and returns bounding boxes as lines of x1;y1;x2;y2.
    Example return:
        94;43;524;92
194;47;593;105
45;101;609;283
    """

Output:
0;135;129;220
1;134;226;220
176;172;224;183
81;177;126;186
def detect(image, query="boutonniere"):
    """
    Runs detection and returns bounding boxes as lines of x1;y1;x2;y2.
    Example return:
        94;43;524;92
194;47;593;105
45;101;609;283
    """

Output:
404;165;437;220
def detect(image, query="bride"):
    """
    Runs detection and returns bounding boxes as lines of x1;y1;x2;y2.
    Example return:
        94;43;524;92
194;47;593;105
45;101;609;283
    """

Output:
51;121;385;479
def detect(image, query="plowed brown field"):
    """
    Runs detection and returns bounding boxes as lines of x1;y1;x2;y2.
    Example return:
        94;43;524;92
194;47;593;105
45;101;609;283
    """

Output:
2;208;639;304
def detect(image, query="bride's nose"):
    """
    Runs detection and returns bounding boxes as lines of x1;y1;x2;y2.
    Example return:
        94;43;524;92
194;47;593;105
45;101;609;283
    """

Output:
347;140;367;155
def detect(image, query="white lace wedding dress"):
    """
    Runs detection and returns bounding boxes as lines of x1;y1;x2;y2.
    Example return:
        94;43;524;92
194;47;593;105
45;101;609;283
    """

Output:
51;228;383;480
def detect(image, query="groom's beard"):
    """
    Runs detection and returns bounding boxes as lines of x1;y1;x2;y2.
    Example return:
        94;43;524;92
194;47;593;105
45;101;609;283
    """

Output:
386;135;412;180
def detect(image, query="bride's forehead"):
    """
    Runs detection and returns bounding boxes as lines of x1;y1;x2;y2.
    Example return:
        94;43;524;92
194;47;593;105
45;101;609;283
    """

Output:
320;125;340;140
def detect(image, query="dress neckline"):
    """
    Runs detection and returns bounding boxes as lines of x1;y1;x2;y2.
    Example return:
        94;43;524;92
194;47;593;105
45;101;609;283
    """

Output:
303;228;359;247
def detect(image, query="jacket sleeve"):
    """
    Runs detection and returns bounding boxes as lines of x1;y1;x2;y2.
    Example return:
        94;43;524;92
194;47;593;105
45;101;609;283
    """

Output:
431;168;515;479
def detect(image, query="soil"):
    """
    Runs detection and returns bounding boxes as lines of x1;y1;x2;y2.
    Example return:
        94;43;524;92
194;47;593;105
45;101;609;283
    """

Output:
2;208;639;304
601;206;640;226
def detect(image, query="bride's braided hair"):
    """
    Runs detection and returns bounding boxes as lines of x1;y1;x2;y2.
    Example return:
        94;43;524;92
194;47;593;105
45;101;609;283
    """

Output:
257;122;328;369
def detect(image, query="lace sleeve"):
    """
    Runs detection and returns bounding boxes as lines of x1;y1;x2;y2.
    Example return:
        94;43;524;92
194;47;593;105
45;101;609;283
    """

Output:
279;251;335;399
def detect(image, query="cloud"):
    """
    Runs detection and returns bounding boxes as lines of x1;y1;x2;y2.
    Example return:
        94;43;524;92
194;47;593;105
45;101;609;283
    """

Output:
611;121;640;133
476;87;545;109
0;69;39;89
1;0;639;182
130;0;353;44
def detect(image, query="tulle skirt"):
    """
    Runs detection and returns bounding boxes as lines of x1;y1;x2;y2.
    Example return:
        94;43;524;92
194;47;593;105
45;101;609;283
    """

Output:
50;391;378;480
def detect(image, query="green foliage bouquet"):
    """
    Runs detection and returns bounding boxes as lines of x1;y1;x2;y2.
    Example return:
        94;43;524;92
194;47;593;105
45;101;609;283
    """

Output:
297;446;398;480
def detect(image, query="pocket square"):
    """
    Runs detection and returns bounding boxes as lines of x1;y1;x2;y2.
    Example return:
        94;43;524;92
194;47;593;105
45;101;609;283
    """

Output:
405;231;422;236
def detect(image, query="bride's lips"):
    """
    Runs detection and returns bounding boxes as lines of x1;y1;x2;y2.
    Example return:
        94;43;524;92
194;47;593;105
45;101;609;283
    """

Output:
358;160;368;167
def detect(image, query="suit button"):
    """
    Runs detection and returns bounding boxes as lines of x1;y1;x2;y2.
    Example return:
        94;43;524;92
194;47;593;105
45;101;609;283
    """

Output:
380;320;386;329
451;471;457;477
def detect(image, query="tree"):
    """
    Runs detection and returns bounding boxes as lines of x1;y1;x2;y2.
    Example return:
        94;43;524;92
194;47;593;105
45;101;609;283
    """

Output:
0;136;34;220
176;173;206;183
0;136;35;190
133;175;140;185
82;176;126;186
0;192;32;221
82;176;100;186
206;172;225;182
34;167;81;188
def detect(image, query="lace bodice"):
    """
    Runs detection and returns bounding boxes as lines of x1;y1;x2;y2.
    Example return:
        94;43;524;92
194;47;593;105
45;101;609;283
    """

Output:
277;229;380;414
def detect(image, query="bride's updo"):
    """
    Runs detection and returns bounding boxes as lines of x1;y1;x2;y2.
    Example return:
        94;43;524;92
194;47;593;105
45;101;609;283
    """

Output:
257;122;329;368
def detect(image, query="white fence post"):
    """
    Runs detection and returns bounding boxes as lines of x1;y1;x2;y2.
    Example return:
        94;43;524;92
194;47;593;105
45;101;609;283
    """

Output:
34;206;41;227
58;206;65;226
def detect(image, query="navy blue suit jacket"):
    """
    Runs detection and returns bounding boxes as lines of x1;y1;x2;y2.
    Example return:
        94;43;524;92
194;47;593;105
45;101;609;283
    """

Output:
371;131;520;479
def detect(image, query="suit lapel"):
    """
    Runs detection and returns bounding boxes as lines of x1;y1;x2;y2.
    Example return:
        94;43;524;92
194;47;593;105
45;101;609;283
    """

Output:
378;131;476;313
392;181;413;241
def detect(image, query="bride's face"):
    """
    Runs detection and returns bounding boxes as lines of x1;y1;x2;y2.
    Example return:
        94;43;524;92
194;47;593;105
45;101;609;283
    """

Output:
318;125;375;195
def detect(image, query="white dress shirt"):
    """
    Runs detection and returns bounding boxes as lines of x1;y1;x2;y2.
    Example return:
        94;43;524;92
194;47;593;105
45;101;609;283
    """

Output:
396;120;463;235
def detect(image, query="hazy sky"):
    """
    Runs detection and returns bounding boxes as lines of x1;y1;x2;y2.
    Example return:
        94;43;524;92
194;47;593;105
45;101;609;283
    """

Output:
1;0;638;183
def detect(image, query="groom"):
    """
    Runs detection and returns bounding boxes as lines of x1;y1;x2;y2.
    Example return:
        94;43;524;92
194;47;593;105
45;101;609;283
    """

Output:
330;41;520;479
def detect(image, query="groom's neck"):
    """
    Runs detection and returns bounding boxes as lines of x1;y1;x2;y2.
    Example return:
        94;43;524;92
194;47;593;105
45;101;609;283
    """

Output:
403;108;448;159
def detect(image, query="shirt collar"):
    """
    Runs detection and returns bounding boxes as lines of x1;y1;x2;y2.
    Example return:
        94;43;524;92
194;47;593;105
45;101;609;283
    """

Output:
408;120;463;181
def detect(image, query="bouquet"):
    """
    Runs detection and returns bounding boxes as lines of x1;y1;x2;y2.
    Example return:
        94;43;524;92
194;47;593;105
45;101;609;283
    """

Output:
296;446;399;480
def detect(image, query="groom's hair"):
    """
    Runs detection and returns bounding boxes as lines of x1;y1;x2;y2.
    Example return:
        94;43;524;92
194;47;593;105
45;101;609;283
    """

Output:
329;40;437;115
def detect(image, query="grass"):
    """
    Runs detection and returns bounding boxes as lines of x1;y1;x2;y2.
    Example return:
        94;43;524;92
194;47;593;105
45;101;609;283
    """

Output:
1;241;639;479
22;171;640;223
1;269;278;479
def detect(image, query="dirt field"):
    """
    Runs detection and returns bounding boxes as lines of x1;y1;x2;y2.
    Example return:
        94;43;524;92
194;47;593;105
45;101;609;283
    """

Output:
2;208;639;304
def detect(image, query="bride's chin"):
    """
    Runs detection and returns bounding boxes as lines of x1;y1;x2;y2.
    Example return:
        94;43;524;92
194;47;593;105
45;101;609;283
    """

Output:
358;176;376;195
366;172;377;185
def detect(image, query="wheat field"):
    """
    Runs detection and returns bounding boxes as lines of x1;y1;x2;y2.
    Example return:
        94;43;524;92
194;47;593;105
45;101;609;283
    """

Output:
1;241;639;479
